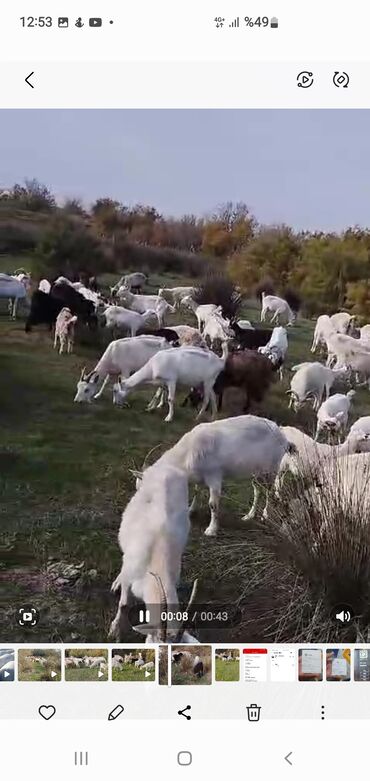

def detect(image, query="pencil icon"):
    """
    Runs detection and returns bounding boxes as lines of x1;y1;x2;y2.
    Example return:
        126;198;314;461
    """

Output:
108;704;124;721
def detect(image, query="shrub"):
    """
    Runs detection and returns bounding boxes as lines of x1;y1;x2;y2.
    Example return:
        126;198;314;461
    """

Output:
254;276;275;302
283;287;302;314
193;271;242;319
225;458;370;642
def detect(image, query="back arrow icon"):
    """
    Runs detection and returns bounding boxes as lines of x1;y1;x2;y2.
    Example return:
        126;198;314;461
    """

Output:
25;72;34;88
284;751;293;766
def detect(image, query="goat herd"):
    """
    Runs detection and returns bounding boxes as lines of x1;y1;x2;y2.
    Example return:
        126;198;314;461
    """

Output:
4;266;370;644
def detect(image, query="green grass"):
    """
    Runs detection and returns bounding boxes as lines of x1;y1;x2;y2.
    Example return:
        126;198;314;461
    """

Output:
215;659;240;682
2;269;370;643
64;667;108;681
112;663;155;682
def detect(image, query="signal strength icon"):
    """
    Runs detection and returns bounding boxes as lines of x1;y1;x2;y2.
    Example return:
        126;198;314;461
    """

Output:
229;17;239;28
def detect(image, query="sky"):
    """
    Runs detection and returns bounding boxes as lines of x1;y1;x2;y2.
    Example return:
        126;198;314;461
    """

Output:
0;109;369;232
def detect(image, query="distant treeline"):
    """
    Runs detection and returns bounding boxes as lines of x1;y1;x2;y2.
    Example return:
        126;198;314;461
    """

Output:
1;179;370;316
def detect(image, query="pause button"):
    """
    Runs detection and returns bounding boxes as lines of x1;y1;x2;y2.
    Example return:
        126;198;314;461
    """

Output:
74;751;88;766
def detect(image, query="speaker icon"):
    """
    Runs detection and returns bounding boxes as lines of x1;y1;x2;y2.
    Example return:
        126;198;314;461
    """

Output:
332;604;353;624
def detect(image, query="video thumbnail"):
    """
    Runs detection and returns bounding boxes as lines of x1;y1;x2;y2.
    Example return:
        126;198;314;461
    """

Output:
171;646;212;685
111;648;155;681
18;649;61;681
0;649;15;681
2;109;370;646
215;650;240;682
64;650;108;681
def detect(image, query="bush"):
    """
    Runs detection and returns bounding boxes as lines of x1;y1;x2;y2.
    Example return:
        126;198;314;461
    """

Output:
283;287;302;314
254;276;275;302
232;460;370;642
193;271;242;319
33;216;105;279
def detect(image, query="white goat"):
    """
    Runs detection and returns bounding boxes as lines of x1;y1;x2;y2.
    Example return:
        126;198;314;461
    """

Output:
110;463;191;643
287;362;345;411
134;653;144;668
170;325;207;349
181;295;221;332
139;415;296;536
346;416;370;452
53;307;77;354
330;311;356;335
74;335;171;403
113;345;227;422
158;286;196;307
315;390;356;441
111;272;147;294
325;332;369;369
275;425;367;496
116;289;175;326
202;312;234;348
341;349;370;387
103;305;157;336
360;324;370;344
260;293;295;326
258;326;288;380
311;315;335;353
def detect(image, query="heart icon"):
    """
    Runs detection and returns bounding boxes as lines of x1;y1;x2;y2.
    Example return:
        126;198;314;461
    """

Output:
38;705;56;720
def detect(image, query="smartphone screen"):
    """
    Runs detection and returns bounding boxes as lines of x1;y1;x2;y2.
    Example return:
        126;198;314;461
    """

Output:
0;1;369;776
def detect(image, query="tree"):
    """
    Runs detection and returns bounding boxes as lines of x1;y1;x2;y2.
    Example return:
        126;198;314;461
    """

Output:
202;202;256;257
229;225;302;293
11;179;56;212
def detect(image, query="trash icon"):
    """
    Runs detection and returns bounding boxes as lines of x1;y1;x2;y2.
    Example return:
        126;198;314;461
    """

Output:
246;703;261;722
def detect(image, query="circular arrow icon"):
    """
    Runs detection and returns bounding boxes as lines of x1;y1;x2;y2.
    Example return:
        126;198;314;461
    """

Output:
297;71;314;89
333;71;349;88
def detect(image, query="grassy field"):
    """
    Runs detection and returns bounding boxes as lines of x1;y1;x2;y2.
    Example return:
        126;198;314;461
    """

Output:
215;658;240;682
2;262;370;644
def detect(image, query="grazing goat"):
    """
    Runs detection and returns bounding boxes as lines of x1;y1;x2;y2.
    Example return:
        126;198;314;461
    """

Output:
109;464;191;643
260;292;295;326
346;416;370;452
111;272;147;295
74;335;171;402
325;332;370;369
258;326;288;380
311;315;334;354
158;286;196;307
113;345;228;422
287;362;346;411
181;295;221;332
103;305;157;336
202;311;234;348
138;415;296;536
230;322;273;350
341;348;370;387
116;289;175;327
53;307;77;354
183;350;274;413
315;390;356;441
275;425;367;495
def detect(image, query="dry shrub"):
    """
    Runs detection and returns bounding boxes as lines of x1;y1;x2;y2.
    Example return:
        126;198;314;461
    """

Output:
224;457;370;643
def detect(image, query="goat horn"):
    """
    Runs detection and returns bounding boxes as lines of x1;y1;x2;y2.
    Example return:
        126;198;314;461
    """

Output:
149;572;168;642
174;579;199;643
80;366;87;380
141;443;164;471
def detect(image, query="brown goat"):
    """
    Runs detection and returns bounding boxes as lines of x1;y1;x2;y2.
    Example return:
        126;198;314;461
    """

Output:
182;349;275;412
